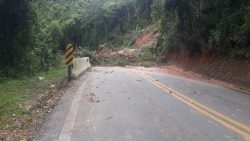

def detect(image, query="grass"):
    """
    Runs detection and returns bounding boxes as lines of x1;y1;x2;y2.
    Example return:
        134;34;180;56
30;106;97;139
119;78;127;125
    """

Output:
132;48;156;62
0;67;67;131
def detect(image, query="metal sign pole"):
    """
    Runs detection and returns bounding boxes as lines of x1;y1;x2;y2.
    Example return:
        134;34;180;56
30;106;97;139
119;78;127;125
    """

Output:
68;65;72;81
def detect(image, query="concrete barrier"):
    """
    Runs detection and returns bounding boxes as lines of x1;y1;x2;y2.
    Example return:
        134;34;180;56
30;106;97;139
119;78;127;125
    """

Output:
72;57;91;78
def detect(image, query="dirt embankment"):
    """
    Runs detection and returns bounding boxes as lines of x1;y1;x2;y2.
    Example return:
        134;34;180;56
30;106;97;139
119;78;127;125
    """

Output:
135;26;159;49
132;25;250;92
164;50;250;91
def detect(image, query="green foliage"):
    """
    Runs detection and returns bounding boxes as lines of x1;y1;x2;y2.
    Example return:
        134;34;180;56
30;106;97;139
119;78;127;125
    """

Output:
114;57;129;67
2;0;250;78
31;0;154;63
132;48;156;62
0;67;66;131
156;0;250;58
0;0;153;77
151;0;165;24
0;0;37;77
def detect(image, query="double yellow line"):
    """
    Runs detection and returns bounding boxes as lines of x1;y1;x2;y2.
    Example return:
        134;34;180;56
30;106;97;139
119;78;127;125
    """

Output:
134;69;250;140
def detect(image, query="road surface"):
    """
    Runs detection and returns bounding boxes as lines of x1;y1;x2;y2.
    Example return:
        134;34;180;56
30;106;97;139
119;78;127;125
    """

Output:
35;67;250;141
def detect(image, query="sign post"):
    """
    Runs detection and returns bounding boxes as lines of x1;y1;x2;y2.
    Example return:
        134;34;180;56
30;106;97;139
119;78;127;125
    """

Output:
65;43;74;81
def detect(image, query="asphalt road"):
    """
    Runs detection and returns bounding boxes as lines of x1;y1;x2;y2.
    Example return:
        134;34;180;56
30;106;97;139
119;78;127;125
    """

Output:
35;67;250;141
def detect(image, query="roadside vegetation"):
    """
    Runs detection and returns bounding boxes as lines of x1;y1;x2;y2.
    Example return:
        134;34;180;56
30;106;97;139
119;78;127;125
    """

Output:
0;67;66;139
153;0;250;58
0;0;153;78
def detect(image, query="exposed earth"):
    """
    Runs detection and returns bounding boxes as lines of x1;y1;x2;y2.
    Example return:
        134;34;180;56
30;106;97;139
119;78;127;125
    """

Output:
94;26;250;93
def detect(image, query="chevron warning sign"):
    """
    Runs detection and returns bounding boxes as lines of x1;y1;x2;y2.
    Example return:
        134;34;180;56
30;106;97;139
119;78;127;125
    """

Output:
65;43;74;66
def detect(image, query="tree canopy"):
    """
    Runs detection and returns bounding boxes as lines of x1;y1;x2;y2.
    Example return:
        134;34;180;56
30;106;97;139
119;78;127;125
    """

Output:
154;0;250;58
0;0;32;77
0;0;153;77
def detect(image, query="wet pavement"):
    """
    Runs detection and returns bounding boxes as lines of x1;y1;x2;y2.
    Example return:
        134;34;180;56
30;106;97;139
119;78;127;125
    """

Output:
35;67;250;141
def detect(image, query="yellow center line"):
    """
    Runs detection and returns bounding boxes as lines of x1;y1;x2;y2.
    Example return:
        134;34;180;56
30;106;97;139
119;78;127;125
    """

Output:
146;72;250;132
134;69;250;140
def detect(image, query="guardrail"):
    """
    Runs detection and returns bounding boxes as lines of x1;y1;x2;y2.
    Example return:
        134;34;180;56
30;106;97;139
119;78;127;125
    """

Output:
72;57;91;78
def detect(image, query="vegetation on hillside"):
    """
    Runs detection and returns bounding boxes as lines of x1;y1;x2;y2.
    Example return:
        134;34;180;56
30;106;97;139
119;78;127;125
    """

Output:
0;66;67;139
0;0;153;78
0;0;33;78
153;0;250;58
1;0;250;78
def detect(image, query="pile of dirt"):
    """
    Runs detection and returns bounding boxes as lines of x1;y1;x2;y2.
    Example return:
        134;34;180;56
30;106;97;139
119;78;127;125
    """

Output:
93;26;160;66
93;47;133;66
135;26;159;49
95;47;117;57
95;47;135;59
94;25;250;93
165;51;250;91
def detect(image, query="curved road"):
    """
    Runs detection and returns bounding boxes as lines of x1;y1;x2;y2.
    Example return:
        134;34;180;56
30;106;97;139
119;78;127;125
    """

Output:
35;67;250;141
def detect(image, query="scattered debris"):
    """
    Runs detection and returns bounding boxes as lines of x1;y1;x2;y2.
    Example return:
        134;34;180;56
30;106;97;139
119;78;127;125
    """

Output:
88;93;100;103
89;93;95;96
19;137;28;141
38;76;44;81
106;116;113;120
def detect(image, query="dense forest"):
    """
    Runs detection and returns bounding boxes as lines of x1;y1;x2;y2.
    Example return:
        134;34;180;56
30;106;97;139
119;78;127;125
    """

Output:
155;0;250;58
0;0;32;77
0;0;153;78
0;0;250;78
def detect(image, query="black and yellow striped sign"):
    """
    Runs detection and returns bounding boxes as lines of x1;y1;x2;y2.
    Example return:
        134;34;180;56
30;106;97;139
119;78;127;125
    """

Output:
65;44;74;66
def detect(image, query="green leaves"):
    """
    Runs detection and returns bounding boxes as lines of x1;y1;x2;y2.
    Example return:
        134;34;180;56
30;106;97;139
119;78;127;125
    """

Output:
158;0;250;58
0;0;35;77
0;0;156;77
47;20;63;42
